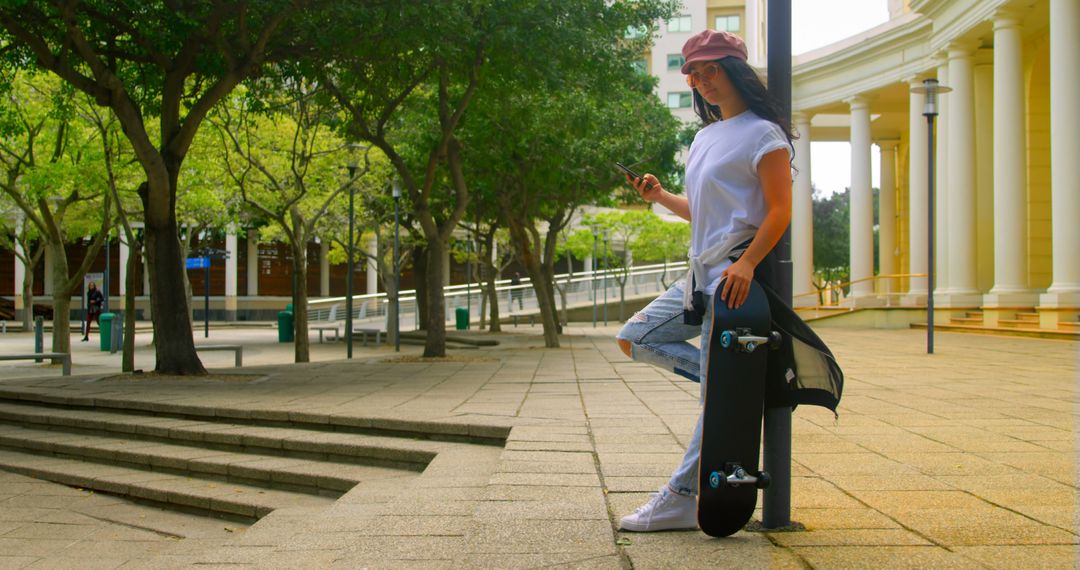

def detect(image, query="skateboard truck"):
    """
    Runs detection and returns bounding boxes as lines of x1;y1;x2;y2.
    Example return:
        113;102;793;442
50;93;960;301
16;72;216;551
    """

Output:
718;329;783;353
708;463;771;490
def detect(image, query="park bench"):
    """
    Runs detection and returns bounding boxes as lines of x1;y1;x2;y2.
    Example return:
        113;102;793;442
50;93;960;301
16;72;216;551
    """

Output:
310;304;341;343
352;327;384;347
195;345;243;367
0;353;71;376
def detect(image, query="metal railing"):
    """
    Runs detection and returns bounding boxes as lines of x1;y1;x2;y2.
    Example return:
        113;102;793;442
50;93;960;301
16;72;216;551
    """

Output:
795;273;930;307
307;261;690;328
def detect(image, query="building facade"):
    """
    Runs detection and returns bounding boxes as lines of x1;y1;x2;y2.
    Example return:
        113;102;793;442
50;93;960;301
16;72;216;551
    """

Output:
790;0;1077;329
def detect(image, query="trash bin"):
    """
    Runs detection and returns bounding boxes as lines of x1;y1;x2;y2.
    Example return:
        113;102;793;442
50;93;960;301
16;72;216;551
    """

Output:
455;307;469;330
278;309;294;342
99;313;115;352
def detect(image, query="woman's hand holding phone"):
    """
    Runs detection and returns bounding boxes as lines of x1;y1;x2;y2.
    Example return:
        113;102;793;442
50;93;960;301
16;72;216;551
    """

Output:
630;173;664;203
616;162;664;203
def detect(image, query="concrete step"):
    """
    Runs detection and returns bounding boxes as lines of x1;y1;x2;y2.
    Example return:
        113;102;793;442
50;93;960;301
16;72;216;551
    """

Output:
1061;321;1079;330
0;448;334;520
0;423;408;494
0;400;446;470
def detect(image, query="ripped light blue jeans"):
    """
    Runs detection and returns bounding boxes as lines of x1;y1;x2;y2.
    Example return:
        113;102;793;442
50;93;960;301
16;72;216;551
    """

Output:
616;280;712;496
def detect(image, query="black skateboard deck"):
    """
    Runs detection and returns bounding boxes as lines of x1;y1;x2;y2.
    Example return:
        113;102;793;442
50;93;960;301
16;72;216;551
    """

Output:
697;280;776;537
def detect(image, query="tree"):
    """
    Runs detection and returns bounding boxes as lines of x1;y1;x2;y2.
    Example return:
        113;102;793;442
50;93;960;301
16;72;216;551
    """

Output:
632;215;691;289
812;187;850;299
461;70;682;347
0;0;331;374
320;0;677;355
0;72;112;358
213;84;371;362
589;209;656;322
0;198;44;330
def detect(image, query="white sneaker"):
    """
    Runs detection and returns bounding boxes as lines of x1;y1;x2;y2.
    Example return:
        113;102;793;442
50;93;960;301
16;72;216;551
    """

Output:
619;486;698;532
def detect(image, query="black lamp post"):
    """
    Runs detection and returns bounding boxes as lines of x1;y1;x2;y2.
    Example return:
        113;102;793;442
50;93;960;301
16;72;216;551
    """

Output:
911;78;951;355
602;231;609;326
346;159;358;359
591;226;598;328
392;180;401;352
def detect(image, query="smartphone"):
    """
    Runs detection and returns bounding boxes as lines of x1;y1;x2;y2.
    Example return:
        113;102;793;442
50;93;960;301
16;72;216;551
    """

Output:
615;161;641;181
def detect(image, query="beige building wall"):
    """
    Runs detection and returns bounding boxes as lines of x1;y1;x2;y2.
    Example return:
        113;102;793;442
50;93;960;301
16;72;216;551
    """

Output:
1026;35;1052;290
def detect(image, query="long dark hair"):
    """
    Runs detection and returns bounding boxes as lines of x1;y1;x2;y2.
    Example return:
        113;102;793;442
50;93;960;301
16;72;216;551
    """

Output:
691;56;796;147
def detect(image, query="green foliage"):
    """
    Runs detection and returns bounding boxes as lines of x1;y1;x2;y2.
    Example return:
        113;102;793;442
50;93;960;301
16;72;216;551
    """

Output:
813;188;850;284
633;216;691;263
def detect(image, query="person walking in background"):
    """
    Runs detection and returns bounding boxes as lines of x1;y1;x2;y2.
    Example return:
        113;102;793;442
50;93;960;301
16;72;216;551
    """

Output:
510;272;524;310
614;29;794;532
82;281;104;342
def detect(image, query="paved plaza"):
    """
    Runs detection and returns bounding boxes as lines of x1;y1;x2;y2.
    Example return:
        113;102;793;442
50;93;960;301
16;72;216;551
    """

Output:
0;323;1075;568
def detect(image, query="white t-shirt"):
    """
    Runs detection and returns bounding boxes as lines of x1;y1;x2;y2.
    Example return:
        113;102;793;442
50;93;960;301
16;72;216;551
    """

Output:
684;110;791;294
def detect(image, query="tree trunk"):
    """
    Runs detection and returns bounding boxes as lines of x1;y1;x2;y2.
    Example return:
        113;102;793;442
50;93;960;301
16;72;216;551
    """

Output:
21;266;34;331
47;242;72;357
122;240;139;372
291;241;310;363
423;239;446;357
505;220;559;348
144;214;205;375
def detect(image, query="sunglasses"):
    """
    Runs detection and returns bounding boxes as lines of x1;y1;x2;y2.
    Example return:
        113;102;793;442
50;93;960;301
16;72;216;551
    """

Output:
685;63;722;88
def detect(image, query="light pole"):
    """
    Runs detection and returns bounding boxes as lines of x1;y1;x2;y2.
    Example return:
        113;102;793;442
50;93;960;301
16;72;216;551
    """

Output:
346;159;358;359
911;78;951;355
392;180;401;352
591;226;598;328
602;231;609;326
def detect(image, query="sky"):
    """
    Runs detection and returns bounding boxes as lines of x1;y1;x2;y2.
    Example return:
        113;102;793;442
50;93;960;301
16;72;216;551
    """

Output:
791;0;891;197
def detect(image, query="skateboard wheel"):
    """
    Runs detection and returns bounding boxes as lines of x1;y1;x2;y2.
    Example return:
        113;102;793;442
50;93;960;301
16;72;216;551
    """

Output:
709;471;721;489
719;330;736;349
755;471;771;490
768;331;782;349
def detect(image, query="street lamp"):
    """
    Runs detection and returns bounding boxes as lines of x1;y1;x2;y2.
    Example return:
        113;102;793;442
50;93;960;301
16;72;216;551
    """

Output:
591;226;598;328
910;78;951;355
392;179;401;352
602;231;609;326
345;157;359;359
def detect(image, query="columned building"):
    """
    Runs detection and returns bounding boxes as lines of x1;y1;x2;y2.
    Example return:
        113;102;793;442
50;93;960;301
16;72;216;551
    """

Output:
792;0;1078;329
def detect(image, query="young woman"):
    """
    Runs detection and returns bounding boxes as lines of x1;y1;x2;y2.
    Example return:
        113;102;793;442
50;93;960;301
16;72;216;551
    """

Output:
83;281;103;342
616;29;794;532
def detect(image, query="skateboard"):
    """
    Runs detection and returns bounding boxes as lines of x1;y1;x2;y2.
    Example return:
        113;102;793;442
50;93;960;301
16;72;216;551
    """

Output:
697;279;779;537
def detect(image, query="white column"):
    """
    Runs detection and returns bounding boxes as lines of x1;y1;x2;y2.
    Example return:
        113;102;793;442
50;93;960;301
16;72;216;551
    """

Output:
792;112;815;307
246;234;259;296
42;246;53;295
13;215;25;319
319;240;330;297
944;42;981;305
366;235;378;295
442;248;451;288
847;96;875;302
986;11;1033;308
934;58;950;300
141;250;150;298
905;78;929;302
224;228;238;320
118;236;129;296
878;141;898;298
1040;0;1080;321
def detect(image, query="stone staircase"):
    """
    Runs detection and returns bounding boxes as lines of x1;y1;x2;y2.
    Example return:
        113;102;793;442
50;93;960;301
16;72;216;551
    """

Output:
998;310;1040;329
950;310;984;326
0;393;500;523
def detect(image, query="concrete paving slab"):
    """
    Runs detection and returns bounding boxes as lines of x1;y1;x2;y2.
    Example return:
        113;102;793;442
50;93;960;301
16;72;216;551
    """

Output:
0;325;1074;568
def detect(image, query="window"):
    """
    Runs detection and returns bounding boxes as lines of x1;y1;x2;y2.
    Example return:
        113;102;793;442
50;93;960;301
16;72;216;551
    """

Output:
667;54;685;71
715;14;741;33
667;15;691;33
631;58;648;74
667;92;692;109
